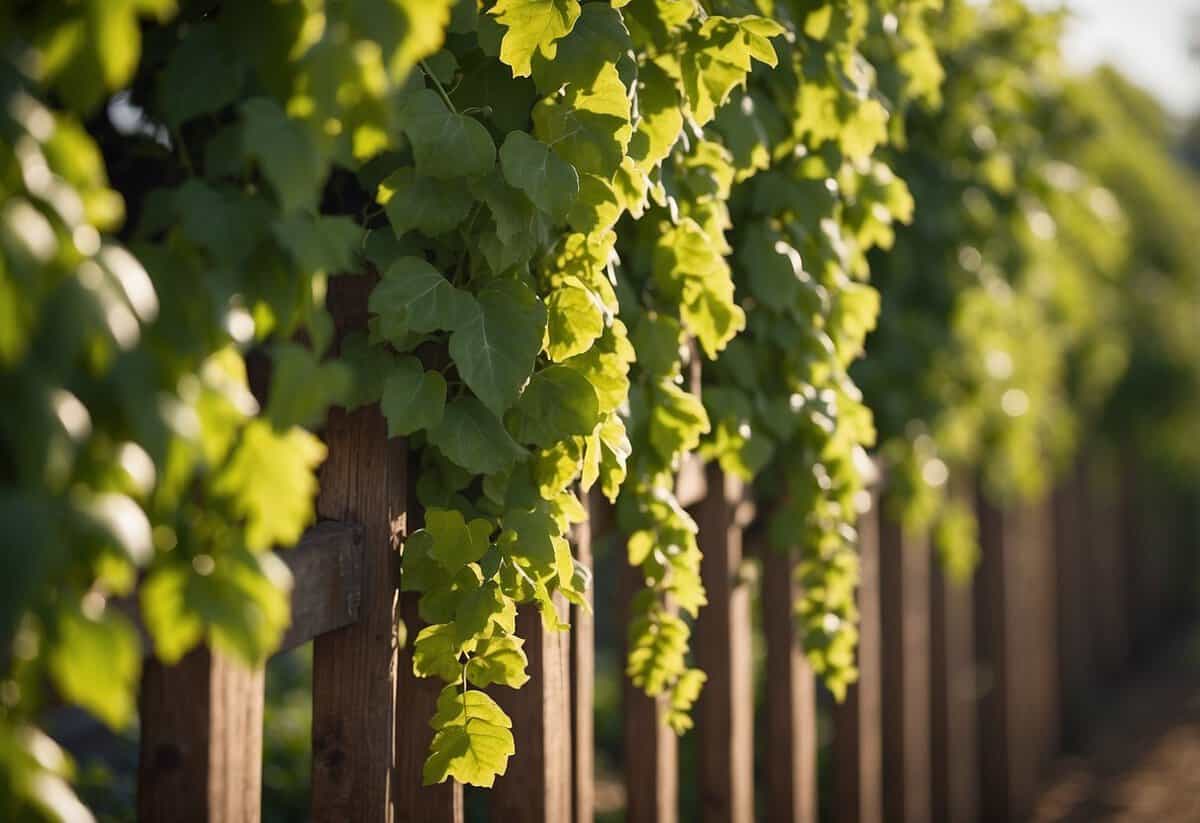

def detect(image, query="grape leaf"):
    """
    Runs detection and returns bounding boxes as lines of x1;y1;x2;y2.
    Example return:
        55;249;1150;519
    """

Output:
467;634;530;688
240;98;324;213
402;88;496;179
449;279;546;416
426;508;493;574
545;283;603;361
368;257;477;343
413;622;470;682
423;685;515;787
381;357;447;437
499;131;579;220
428;397;526;475
490;0;581;78
379;168;475;238
506;365;600;448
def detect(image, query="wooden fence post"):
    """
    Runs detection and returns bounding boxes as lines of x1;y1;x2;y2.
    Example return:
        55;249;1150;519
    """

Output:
137;649;264;822
489;600;573;822
974;490;1059;823
834;483;883;823
879;513;931;823
571;502;595;823
760;537;817;823
1083;453;1128;680
693;465;754;823
619;554;678;823
929;529;978;823
1053;463;1094;750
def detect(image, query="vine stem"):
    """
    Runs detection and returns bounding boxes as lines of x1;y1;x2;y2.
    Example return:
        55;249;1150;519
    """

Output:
421;59;457;112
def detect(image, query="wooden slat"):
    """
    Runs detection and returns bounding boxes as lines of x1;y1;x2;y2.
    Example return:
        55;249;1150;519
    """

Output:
137;648;264;823
974;491;1060;823
834;484;883;823
571;499;596;823
620;555;678;823
760;537;817;823
879;514;932;823
929;532;978;823
277;521;364;653
309;405;405;821
693;465;754;823
1052;463;1093;750
490;599;573;822
395;476;464;822
1082;453;1128;679
676;453;708;508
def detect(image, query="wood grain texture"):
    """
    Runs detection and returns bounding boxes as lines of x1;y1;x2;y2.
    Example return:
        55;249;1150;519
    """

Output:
137;648;264;823
310;405;404;822
834;485;883;823
619;553;678;823
760;537;817;823
929;489;979;823
693;465;754;823
489;600;572;823
571;501;595;823
277;521;364;653
879;515;932;823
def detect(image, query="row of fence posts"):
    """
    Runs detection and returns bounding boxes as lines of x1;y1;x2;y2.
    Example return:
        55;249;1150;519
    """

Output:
131;285;1197;822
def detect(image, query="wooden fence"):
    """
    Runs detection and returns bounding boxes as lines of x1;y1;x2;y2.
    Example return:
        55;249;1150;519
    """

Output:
131;397;1197;821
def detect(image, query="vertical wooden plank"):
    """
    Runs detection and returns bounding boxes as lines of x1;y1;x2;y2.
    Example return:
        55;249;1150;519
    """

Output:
395;478;464;823
571;501;595;823
1052;464;1092;750
760;538;817;823
834;484;883;823
879;514;932;823
137;648;264;823
693;465;754;823
620;555;678;823
489;600;572;822
310;406;405;821
974;490;1059;823
1083;453;1128;680
929;523;978;823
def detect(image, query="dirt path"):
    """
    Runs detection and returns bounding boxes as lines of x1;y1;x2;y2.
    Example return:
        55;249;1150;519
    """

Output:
1030;633;1200;822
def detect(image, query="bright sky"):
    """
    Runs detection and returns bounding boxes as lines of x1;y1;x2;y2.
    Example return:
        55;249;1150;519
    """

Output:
1030;0;1200;116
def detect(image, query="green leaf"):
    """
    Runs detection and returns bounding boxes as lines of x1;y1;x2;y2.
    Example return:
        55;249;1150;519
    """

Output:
379;168;475;238
530;3;632;93
273;214;361;275
402;88;496;179
48;604;140;729
545;284;604;361
423;685;515;787
211;421;326;552
490;0;581;78
368;257;477;343
531;63;631;177
240;98;324;213
381;357;447;437
449;279;546;416
413;622;469;682
499;131;580;220
428;397;526;475
648;382;710;464
173;180;270;267
631;313;683;379
426;508;494;574
507;365;600;448
158;24;244;128
467;634;530;688
454;582;514;642
267;343;351;430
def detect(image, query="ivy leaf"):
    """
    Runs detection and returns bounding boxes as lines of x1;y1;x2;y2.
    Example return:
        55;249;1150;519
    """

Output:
47;604;140;729
449;279;546;416
402;88;496;179
490;0;581;78
499;131;580;220
381;357;447;437
423;685;515;787
545;284;604;361
158;24;245;128
429;397;527;476
507;365;600;448
413;622;469;682
379;168;475;238
240;98;324;213
368;257;477;343
266;343;351;430
531;63;631;178
426;508;494;574
211;421;326;552
467;634;530;688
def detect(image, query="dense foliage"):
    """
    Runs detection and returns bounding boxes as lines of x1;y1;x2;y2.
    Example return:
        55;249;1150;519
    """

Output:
1;0;1198;816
